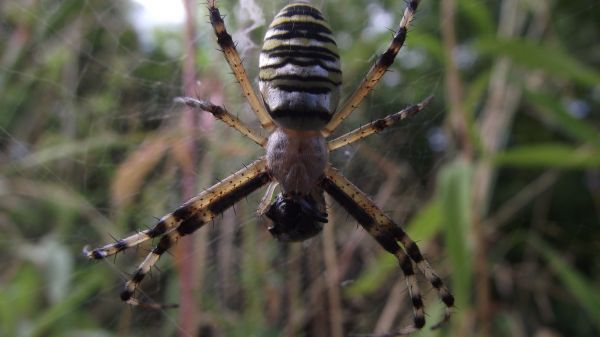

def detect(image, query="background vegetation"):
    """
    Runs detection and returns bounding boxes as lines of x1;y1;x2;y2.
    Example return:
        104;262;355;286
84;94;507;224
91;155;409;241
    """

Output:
1;0;599;337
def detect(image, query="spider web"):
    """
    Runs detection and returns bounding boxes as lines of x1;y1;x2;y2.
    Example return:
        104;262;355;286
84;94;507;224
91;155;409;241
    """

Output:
2;0;599;337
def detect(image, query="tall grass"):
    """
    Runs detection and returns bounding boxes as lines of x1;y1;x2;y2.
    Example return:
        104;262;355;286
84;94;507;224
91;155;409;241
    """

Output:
1;0;599;337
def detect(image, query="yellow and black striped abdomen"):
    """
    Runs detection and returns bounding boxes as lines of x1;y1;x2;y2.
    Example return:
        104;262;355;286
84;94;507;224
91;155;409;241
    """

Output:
259;2;341;130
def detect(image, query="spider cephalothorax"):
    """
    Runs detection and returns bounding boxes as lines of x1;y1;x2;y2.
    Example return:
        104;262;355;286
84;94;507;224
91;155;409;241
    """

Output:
85;1;453;335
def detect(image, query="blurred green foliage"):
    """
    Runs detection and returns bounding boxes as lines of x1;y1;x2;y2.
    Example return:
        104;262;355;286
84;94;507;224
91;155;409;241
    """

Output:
1;0;599;337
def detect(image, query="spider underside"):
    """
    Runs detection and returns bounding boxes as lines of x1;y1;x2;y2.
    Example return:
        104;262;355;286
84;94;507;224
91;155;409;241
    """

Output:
85;1;454;335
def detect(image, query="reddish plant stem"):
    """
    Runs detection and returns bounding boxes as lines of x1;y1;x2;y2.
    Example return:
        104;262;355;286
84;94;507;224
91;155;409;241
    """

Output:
441;0;472;158
323;195;344;337
177;0;199;335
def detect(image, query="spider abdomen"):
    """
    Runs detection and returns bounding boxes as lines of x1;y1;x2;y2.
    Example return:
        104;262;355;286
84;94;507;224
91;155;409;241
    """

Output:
259;2;341;130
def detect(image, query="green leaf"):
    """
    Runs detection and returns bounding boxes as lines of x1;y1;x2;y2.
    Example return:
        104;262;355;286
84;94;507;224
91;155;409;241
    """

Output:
409;32;444;62
18;237;74;304
459;0;495;36
438;158;473;309
464;69;492;154
7;134;131;172
406;199;444;240
530;237;600;334
476;38;600;86
493;144;600;168
29;270;105;337
0;265;41;337
525;91;600;149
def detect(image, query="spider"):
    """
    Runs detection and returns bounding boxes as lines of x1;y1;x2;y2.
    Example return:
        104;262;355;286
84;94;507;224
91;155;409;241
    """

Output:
84;0;454;334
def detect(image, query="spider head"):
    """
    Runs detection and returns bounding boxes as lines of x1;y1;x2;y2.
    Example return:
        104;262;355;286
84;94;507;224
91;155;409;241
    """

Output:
266;193;328;242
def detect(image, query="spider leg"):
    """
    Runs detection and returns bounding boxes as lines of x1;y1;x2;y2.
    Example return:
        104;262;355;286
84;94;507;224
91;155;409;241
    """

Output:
116;158;271;305
176;97;267;147
120;230;181;306
322;0;421;137
84;158;270;260
320;165;454;333
208;0;275;132
328;96;432;151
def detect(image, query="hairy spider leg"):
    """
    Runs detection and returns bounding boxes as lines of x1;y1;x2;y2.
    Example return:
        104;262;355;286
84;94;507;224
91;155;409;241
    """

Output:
320;166;454;333
208;0;275;132
117;159;271;305
322;0;421;137
328;96;433;151
176;97;267;147
85;159;270;259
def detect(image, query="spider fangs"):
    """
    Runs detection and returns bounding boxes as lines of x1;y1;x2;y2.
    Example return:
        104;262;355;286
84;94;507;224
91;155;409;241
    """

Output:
85;1;454;335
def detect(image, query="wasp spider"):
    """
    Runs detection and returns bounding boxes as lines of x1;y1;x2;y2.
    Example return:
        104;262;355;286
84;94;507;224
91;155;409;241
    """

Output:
85;0;454;334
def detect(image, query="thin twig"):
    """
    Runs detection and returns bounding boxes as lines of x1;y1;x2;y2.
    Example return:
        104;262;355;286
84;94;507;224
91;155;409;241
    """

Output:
484;170;559;229
323;194;344;337
441;0;471;158
440;0;473;335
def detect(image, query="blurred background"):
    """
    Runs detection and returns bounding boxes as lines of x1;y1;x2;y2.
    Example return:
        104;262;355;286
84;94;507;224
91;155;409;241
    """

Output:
1;0;599;336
